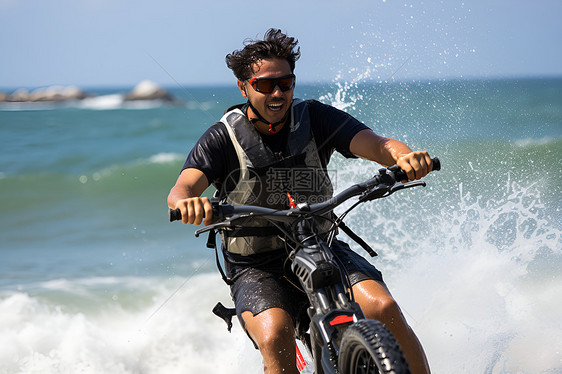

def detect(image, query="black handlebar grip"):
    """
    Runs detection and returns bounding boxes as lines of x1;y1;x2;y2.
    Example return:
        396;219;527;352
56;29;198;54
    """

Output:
392;167;408;182
392;157;441;181
432;157;441;171
169;200;217;222
169;208;182;222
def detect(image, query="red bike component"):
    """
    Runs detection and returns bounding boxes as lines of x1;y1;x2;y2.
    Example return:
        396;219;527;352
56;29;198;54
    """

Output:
287;192;296;208
329;315;354;326
296;343;307;372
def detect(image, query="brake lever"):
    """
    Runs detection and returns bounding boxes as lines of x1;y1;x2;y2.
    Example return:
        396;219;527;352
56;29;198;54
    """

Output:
358;184;391;202
359;179;426;202
195;220;233;237
194;212;254;237
388;180;426;195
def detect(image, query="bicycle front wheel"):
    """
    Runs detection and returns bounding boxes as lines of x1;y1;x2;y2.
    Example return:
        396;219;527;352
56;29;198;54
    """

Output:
338;319;410;374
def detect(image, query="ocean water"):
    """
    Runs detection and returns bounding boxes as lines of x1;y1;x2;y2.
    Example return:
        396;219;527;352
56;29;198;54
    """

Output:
0;78;561;373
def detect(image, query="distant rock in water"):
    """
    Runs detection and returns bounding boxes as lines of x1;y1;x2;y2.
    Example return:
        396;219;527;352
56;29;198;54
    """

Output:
0;81;178;105
9;88;31;102
0;85;90;102
30;85;90;101
124;80;174;101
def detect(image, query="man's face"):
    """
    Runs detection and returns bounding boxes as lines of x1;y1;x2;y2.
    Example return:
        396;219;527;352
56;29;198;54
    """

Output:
237;58;294;126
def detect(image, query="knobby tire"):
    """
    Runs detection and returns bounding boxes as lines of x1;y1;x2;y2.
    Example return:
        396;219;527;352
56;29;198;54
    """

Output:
337;319;411;374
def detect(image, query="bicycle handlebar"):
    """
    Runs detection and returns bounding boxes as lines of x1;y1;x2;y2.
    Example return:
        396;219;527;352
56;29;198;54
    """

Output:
169;205;185;222
389;157;441;183
169;158;440;225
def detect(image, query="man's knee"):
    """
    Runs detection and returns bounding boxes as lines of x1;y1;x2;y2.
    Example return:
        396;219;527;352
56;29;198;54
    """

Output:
363;296;403;326
258;322;294;352
242;308;295;351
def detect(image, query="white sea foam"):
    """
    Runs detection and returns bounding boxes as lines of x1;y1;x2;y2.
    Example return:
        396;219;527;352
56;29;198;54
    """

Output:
0;94;129;111
0;94;180;112
72;153;184;184
78;94;125;110
514;136;557;147
147;153;184;164
0;273;263;374
391;235;562;373
76;95;176;110
370;178;560;373
326;155;562;373
319;80;364;111
121;100;171;110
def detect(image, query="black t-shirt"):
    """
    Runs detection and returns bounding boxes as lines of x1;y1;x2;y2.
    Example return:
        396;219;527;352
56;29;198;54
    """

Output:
182;99;369;190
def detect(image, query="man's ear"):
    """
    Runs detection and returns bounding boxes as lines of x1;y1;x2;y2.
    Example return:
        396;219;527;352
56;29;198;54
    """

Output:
237;80;247;98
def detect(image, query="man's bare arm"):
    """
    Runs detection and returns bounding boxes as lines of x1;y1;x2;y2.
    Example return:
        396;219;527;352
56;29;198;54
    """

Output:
167;168;213;225
349;129;433;181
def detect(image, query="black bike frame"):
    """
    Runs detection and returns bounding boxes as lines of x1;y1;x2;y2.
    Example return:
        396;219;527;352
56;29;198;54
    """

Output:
291;218;366;372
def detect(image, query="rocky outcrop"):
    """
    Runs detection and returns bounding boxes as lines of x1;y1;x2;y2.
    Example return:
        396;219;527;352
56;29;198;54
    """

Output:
0;85;90;102
124;80;174;101
0;81;177;103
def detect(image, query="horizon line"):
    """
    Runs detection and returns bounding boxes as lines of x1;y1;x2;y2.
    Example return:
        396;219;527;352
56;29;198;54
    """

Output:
2;73;562;92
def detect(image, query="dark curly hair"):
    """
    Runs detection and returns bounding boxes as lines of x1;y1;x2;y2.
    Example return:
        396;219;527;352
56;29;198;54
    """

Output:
225;28;301;81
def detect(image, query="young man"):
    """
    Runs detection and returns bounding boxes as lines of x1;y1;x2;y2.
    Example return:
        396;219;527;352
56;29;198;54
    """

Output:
168;28;432;374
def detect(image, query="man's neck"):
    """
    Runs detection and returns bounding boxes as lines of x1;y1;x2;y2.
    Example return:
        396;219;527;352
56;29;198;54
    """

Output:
246;104;289;135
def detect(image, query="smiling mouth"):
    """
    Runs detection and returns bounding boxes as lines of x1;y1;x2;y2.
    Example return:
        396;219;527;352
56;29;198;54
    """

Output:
267;102;284;111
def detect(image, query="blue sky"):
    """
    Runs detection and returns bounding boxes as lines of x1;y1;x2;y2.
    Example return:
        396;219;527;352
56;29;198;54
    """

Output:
1;0;561;88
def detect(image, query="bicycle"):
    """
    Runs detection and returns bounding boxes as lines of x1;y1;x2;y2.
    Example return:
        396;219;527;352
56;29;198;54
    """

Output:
170;158;440;374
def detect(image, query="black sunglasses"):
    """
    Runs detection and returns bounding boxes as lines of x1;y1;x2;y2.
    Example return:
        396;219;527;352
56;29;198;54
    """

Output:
248;74;296;93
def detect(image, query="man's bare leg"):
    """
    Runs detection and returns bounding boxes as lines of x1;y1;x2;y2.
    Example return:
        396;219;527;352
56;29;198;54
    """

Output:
352;280;431;374
241;308;299;374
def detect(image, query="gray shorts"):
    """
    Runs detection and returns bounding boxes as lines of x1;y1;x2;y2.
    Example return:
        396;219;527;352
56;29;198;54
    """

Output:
224;239;384;330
